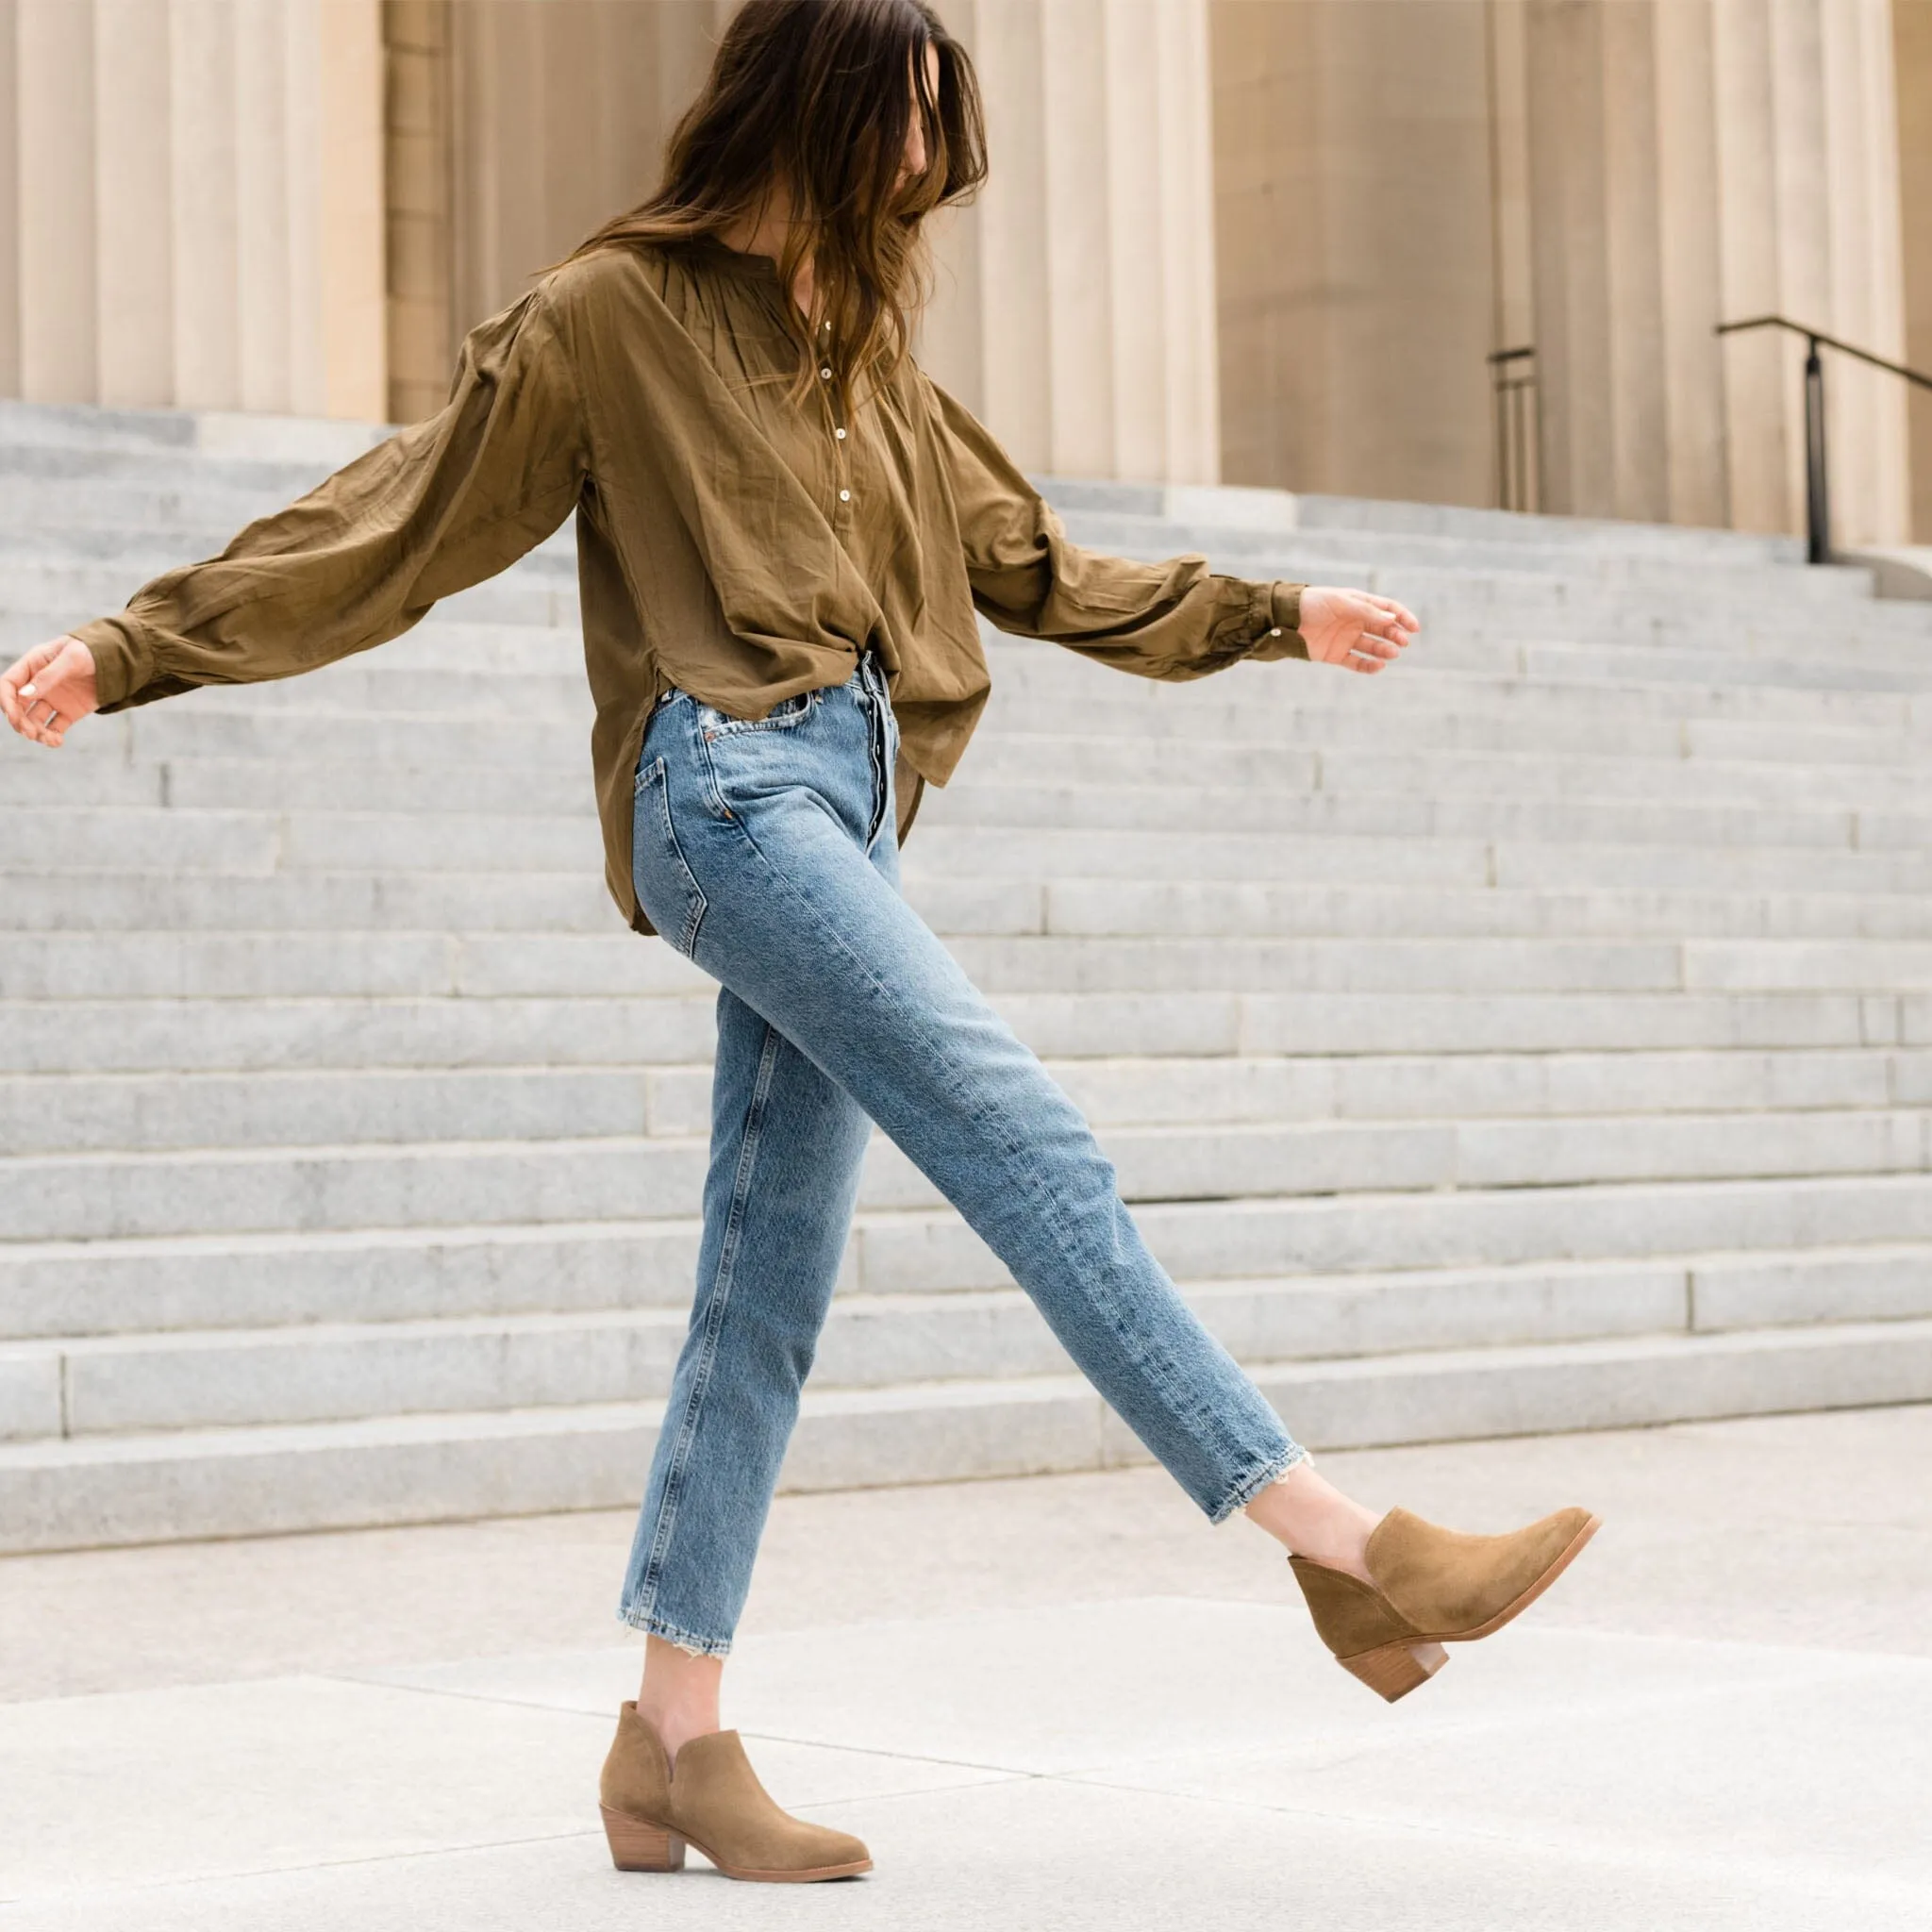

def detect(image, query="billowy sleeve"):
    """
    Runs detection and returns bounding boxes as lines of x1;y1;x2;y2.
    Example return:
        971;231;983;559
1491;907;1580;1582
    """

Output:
924;370;1307;680
75;284;589;711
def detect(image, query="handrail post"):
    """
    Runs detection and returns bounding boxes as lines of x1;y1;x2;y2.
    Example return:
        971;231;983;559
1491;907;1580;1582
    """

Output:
1717;312;1932;562
1487;345;1537;513
1803;333;1829;565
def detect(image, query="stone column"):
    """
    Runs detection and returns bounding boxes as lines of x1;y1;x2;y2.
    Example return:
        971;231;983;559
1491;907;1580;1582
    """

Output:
924;0;1222;484
0;0;386;419
1518;0;1730;526
1521;0;1911;548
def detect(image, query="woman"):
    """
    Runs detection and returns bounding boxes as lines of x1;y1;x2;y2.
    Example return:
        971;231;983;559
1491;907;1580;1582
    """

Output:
1;0;1598;1887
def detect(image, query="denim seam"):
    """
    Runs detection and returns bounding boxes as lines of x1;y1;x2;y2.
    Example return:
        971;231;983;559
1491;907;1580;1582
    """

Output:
692;711;739;825
619;1608;734;1658
636;753;708;956
625;1019;785;1638
709;803;1274;1507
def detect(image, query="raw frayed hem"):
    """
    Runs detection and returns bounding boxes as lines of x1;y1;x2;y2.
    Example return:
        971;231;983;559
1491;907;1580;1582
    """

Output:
617;1606;734;1660
1209;1441;1313;1525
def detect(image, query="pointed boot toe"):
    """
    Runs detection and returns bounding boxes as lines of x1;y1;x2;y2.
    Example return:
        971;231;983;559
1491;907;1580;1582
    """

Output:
598;1704;871;1883
1291;1503;1600;1704
669;1730;873;1882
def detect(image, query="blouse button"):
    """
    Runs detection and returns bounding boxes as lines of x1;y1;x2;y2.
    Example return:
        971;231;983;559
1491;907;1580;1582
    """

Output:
820;366;832;380
1269;626;1282;637
835;426;846;440
839;489;851;502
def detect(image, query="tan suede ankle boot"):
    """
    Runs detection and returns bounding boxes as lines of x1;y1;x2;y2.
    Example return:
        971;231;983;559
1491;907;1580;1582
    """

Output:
598;1702;873;1883
1291;1504;1600;1703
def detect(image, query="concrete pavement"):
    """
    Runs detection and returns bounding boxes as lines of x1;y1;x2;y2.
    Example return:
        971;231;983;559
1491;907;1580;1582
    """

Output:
2;1404;1929;1928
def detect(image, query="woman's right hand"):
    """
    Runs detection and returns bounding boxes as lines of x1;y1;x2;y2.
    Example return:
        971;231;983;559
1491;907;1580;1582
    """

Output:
1297;587;1420;675
1;635;99;747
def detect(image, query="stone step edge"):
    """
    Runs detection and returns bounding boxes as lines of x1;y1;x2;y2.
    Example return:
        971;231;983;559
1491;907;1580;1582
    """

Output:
13;769;1932;822
3;1315;1930;1553
23;745;1932;793
18;763;1932;820
8;1076;1925;1149
5;1101;1929;1178
2;1223;1927;1341
13;775;1932;823
16;927;1932;958
0;1041;1915;1078
8;1241;1927;1358
11;1110;1926;1167
16;654;1932;722
2;531;1874;595
5;1176;1932;1269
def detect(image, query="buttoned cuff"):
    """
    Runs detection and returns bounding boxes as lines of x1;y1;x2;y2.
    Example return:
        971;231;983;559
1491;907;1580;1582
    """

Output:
70;613;158;710
1246;581;1307;661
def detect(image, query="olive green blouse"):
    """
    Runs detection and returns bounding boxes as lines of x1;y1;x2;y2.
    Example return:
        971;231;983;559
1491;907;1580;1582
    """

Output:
74;235;1308;935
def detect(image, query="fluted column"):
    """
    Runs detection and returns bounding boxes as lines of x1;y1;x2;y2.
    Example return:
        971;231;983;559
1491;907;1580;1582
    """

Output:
1521;0;1911;548
1519;0;1727;525
0;0;386;419
924;0;1222;485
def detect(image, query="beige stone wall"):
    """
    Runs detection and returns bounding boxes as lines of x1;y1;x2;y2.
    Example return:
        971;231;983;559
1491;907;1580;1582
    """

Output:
1897;0;1932;541
0;0;386;418
1208;0;1499;508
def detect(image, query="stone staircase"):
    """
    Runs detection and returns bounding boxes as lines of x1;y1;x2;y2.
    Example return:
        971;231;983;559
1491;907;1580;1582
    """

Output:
3;397;1931;1555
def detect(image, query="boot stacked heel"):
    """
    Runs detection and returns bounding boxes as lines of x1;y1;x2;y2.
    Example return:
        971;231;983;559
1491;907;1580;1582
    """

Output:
1337;1640;1449;1703
601;1804;687;1872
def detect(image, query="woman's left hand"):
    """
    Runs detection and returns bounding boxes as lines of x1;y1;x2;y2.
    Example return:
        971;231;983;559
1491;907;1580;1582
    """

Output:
1298;587;1420;675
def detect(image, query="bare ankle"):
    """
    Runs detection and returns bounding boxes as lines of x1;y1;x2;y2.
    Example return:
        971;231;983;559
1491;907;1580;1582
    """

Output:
1244;1459;1381;1584
637;1635;724;1768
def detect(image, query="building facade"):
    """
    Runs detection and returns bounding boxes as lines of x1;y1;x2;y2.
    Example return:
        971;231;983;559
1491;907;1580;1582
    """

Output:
0;0;1924;544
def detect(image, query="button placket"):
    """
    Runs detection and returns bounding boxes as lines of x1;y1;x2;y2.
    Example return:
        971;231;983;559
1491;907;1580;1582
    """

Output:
819;320;852;519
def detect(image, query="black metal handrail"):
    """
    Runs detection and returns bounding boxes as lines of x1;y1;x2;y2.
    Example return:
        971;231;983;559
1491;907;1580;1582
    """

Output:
1487;344;1538;514
1715;315;1932;565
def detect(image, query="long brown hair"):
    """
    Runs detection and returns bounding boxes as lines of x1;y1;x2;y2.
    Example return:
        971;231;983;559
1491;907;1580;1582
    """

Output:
567;0;987;414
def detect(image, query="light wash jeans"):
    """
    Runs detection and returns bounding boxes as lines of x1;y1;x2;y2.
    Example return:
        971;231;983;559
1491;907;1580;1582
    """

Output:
618;648;1307;1655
